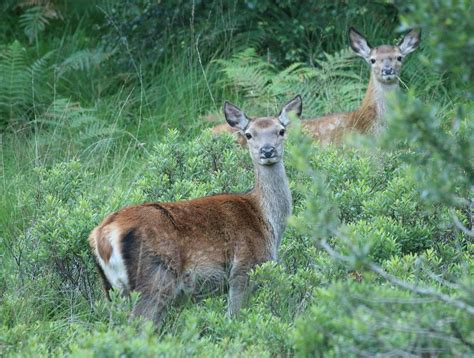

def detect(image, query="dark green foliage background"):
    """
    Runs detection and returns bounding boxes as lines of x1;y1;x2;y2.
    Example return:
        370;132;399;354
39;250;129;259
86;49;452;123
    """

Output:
0;0;472;356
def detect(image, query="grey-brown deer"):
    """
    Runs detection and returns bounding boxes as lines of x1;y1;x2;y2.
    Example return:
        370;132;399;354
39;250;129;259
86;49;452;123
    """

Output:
303;27;421;143
211;28;420;145
88;96;301;325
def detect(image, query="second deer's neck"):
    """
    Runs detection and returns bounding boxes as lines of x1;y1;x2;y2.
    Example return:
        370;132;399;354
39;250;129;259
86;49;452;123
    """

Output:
354;73;399;132
251;161;292;258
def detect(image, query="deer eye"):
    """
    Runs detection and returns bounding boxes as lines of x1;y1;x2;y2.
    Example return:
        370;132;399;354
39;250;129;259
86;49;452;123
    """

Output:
245;133;252;140
279;129;286;136
370;58;376;64
397;56;402;62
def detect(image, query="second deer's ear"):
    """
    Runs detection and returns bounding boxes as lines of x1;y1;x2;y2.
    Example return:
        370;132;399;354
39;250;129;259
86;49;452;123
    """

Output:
279;95;302;127
398;29;421;56
349;27;372;60
224;101;249;131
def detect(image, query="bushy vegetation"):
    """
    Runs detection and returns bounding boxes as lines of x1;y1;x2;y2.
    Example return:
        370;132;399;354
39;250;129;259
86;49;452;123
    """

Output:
1;0;472;356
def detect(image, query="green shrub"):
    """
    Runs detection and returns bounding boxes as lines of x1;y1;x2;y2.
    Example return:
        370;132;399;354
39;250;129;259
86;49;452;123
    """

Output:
2;102;471;356
138;129;252;202
101;0;399;68
293;281;474;357
394;0;474;96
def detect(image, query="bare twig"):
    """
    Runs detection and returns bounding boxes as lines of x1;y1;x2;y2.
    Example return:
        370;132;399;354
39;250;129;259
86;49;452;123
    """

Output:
451;208;474;237
317;236;474;316
367;263;474;315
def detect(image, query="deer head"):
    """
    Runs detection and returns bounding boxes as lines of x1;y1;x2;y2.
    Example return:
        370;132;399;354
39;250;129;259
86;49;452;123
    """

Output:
349;27;421;85
224;96;302;165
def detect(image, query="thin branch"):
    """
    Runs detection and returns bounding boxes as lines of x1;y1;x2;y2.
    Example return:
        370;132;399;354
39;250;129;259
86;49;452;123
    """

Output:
451;209;474;237
367;262;474;315
317;236;474;316
422;267;461;290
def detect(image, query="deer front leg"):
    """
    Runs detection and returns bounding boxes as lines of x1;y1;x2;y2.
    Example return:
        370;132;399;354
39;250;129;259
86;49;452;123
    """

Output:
227;263;250;317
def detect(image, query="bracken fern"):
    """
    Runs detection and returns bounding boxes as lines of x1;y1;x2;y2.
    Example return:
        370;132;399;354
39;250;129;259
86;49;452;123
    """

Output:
0;40;55;127
56;47;115;77
0;41;31;126
217;48;366;117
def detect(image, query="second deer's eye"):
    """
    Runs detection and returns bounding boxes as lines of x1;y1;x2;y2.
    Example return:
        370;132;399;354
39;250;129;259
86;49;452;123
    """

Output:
370;58;376;64
245;133;252;140
279;129;286;136
397;56;402;62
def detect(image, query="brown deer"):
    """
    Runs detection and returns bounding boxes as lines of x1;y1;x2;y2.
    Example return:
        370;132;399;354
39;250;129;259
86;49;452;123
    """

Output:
89;96;301;325
303;27;421;143
211;121;247;146
210;28;420;145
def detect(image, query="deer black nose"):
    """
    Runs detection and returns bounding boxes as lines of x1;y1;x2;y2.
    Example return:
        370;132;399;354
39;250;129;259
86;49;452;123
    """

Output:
260;146;276;158
382;67;394;76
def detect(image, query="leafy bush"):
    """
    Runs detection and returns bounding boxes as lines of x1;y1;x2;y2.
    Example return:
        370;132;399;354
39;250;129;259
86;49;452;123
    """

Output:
100;0;399;68
286;1;474;354
395;0;474;96
4;122;471;355
293;281;474;357
138;129;252;202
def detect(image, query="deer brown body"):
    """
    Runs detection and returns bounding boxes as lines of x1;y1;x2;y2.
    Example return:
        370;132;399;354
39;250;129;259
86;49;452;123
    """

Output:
211;122;247;146
89;96;301;324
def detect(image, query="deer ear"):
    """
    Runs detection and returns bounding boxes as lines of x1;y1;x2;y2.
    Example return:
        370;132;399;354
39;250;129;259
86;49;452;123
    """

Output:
398;29;421;56
279;95;302;127
224;101;249;131
348;27;372;60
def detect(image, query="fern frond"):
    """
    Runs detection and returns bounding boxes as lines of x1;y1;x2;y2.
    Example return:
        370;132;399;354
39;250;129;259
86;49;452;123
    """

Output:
0;41;30;125
30;50;54;79
41;98;118;143
56;48;114;76
217;47;366;117
19;6;50;43
31;96;121;156
216;48;275;100
270;62;318;97
18;1;61;43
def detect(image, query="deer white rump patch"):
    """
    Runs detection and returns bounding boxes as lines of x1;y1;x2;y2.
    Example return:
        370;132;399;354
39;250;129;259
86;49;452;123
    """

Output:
96;228;129;292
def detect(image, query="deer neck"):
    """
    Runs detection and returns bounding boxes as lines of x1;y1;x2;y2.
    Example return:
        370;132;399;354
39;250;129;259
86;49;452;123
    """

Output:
251;160;292;258
354;73;399;132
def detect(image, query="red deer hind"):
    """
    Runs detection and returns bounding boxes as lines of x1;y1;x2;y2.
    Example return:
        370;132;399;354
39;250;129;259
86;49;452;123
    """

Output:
89;96;301;324
211;28;420;145
303;27;421;143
